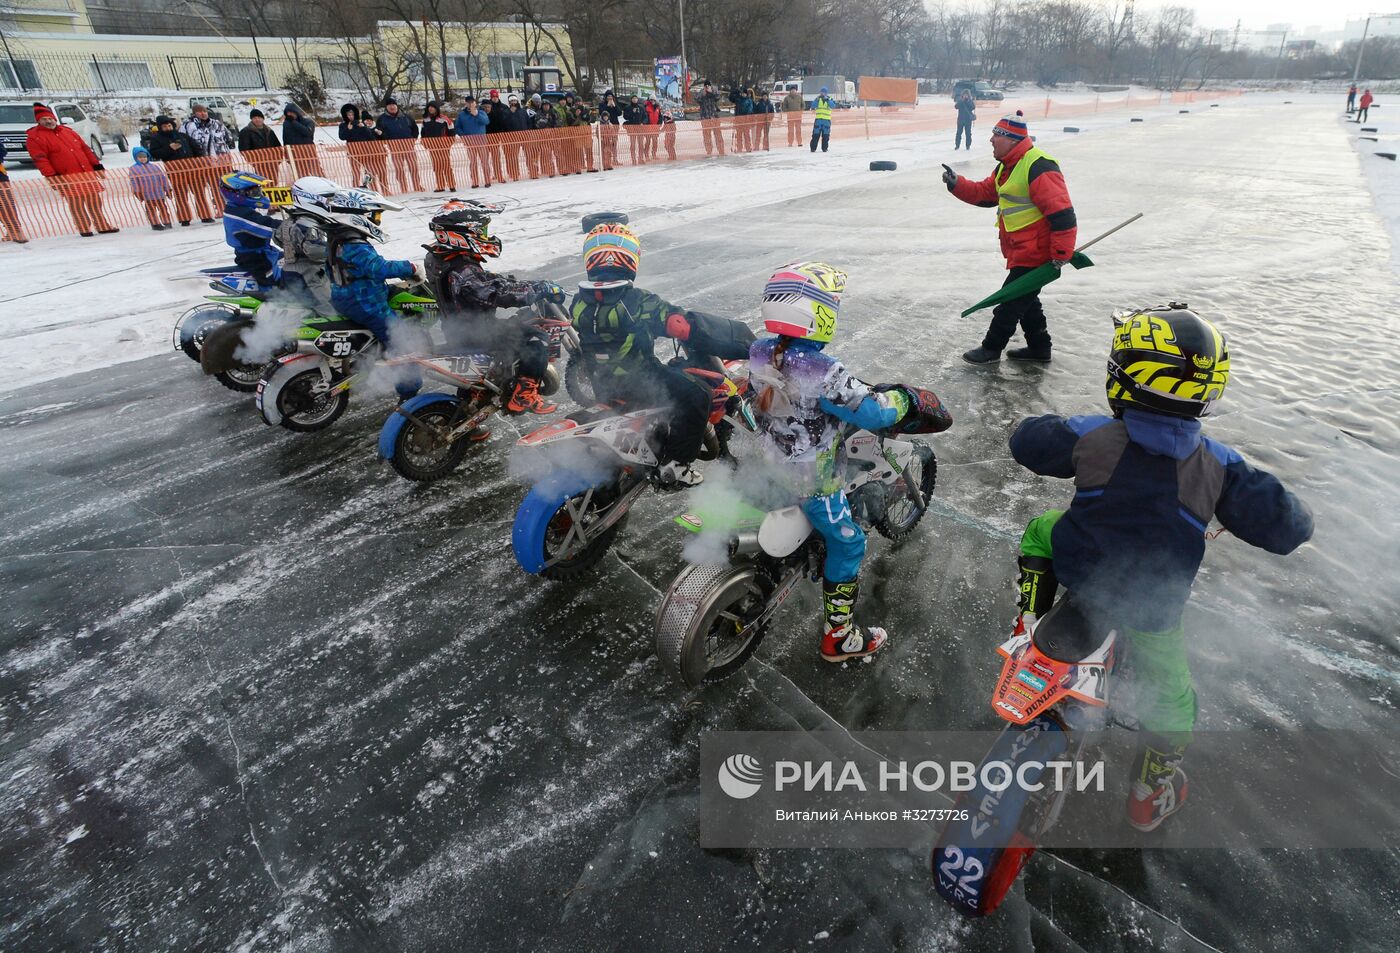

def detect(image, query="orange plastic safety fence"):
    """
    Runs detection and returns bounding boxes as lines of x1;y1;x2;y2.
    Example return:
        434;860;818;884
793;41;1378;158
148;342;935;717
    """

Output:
1;90;1244;243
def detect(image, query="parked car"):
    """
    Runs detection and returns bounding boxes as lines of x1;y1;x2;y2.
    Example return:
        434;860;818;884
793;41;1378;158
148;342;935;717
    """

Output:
0;99;126;164
952;80;1005;102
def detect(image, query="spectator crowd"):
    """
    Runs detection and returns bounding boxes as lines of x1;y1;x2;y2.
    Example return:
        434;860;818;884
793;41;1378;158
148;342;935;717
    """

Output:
1;85;822;245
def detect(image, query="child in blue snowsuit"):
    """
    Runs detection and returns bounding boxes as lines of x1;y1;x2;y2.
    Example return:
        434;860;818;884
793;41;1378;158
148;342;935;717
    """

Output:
1009;304;1312;831
128;146;172;230
748;261;914;663
218;170;281;289
328;220;423;397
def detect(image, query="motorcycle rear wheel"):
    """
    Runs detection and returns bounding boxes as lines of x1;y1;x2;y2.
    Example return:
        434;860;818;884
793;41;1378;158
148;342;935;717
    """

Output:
539;483;627;580
876;445;936;540
656;564;775;688
276;369;350;432
389;402;472;482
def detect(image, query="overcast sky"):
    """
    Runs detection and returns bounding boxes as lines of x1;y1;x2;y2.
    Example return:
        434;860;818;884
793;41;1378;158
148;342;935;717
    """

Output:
1175;1;1373;32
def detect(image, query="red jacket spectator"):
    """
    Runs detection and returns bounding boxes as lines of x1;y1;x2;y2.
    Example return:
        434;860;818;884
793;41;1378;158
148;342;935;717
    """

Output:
645;101;661;125
26;111;103;179
1359;90;1374;110
950;135;1076;268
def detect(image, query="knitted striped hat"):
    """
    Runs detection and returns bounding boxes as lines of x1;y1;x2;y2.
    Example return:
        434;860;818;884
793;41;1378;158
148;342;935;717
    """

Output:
993;111;1028;140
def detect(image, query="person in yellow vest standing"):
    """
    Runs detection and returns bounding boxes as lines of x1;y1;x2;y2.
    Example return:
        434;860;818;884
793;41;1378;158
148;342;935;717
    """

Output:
943;111;1077;364
809;87;834;153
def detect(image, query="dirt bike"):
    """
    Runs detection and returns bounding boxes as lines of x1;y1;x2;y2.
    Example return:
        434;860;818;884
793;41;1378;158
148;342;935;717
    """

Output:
932;596;1118;917
251;282;441;432
653;390;944;688
376;304;579;482
511;346;757;581
172;267;271;392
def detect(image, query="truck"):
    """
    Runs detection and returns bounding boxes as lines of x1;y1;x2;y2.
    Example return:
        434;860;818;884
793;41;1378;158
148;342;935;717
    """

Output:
770;76;856;108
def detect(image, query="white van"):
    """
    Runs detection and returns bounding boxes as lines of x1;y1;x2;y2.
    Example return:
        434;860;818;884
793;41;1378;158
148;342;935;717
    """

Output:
0;100;124;164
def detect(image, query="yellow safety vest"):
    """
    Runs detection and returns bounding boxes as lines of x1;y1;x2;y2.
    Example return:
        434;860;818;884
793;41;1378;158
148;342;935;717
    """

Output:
996;146;1052;232
813;97;832;121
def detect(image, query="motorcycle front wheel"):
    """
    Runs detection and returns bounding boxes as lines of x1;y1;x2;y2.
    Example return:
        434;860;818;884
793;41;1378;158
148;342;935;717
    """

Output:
275;369;350;432
536;483;627;580
563;357;597;407
389;401;471;482
655;564;775;688
214;363;265;393
876;445;937;540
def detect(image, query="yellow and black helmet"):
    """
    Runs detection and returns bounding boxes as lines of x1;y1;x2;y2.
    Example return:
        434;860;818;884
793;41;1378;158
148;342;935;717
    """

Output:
1106;304;1229;419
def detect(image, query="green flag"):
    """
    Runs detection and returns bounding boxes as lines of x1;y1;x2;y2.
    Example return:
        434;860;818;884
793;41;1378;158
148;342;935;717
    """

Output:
960;252;1094;318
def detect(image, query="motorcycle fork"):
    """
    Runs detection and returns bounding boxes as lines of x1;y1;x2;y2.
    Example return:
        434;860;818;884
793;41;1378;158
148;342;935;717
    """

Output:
541;475;648;569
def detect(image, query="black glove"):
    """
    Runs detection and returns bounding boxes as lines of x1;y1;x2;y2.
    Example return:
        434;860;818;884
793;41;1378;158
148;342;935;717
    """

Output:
941;163;957;190
93;163;105;172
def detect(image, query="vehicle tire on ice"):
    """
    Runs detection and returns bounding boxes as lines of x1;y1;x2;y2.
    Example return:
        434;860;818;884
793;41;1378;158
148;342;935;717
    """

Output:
564;358;596;407
655;564;775;688
388;400;471;482
581;211;629;233
869;160;897;171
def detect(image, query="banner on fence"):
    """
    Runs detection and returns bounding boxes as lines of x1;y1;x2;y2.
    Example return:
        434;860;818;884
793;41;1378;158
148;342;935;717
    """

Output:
858;76;919;105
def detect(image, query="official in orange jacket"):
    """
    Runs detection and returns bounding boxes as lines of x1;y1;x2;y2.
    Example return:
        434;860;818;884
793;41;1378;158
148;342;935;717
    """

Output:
944;111;1075;364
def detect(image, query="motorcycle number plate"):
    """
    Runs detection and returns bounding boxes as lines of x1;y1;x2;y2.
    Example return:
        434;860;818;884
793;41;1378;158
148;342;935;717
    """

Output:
314;330;373;358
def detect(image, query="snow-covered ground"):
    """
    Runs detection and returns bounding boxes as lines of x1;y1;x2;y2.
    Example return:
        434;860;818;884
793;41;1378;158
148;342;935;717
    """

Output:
0;86;1231;395
1349;97;1400;277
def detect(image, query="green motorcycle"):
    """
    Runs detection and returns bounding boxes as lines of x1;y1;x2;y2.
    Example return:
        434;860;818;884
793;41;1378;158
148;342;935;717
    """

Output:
249;282;439;432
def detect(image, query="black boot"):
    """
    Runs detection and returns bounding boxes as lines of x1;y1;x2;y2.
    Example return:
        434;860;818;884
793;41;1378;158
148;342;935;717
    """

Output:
1007;345;1051;362
962;345;1001;364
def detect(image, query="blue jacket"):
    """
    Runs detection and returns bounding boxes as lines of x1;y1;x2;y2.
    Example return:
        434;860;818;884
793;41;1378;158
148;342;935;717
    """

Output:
454;110;489;137
128;148;170;201
330;240;415;321
223;204;282;276
955;97;976;122
376;110;418;140
1010;409;1313;631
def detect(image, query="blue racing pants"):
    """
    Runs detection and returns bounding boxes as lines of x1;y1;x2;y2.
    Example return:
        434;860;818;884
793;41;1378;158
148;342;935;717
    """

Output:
803;490;865;583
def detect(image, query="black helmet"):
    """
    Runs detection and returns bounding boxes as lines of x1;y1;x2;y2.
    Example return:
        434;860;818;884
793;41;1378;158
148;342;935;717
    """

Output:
430;199;504;260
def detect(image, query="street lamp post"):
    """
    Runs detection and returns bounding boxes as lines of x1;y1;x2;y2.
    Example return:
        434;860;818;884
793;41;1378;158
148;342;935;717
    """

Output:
678;0;689;106
1354;13;1400;84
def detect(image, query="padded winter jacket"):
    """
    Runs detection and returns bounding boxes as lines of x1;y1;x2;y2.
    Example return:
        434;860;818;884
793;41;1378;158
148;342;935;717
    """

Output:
26;123;101;178
182;116;233;157
455;110;489;137
949;136;1077;268
376;110;418;140
148;126;200;162
281;109;317;146
329;240;415;322
237;123;281;152
1010;409;1313;631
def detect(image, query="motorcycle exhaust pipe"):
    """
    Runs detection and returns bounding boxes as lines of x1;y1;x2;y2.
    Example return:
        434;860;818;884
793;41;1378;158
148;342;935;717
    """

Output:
729;532;761;558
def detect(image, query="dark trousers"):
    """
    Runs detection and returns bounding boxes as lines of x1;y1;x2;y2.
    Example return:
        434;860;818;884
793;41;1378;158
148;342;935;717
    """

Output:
983;266;1051;353
956;119;972;149
1357;105;1370;122
602;364;710;464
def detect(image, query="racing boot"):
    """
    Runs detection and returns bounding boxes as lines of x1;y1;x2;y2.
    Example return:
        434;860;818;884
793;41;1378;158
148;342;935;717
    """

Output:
506;377;557;415
1014;555;1058;636
819;579;889;662
1126;735;1189;832
657;460;704;488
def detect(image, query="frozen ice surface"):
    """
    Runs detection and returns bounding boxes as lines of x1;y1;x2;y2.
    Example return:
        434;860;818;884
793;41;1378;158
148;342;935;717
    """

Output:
2;92;1399;951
